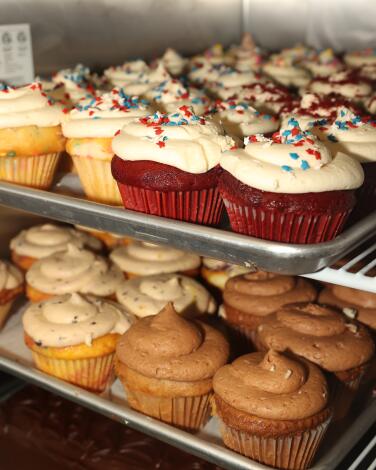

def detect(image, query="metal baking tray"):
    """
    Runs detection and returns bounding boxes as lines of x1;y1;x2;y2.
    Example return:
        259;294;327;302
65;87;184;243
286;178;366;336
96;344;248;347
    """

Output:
0;305;375;470
0;175;375;275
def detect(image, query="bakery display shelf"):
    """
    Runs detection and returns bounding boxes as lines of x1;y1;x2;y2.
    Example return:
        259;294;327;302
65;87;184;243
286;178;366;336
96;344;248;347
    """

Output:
0;174;375;277
0;307;375;470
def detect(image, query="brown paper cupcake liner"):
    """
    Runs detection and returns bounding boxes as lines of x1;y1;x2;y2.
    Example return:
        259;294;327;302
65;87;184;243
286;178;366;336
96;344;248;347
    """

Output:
31;350;116;393
71;155;123;205
123;382;212;431
0;153;61;189
218;414;331;470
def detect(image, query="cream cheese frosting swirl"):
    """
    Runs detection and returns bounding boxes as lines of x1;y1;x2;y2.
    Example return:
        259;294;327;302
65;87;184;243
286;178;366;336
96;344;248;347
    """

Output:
302;49;344;78
308;70;372;99
116;302;229;381
23;293;133;347
213;350;328;420
0;260;23;291
145;79;209;115
52;64;95;103
159;48;188;76
116;273;216;318
110;241;200;276
112;107;234;173
229;33;263;72
210;100;279;139
223;271;316;317
26;244;123;297
220;118;364;193
262;55;311;88
318;107;376;163
10;224;102;259
209;68;263;99
256;303;375;372
62;89;152;138
104;60;150;88
0;82;63;128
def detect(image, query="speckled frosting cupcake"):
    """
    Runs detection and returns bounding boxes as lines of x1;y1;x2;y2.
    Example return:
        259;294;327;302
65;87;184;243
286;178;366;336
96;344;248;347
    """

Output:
62;89;152;204
10;223;102;271
0;82;65;188
115;302;229;430
0;260;23;329
219;119;364;243
110;241;201;278
222;272;316;347
209;100;279;140
212;350;332;470
23;293;134;392
26;244;123;302
116;273;216;319
255;303;375;420
111;107;234;224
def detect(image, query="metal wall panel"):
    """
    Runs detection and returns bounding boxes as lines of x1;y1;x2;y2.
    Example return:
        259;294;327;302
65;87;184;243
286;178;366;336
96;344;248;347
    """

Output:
0;0;242;74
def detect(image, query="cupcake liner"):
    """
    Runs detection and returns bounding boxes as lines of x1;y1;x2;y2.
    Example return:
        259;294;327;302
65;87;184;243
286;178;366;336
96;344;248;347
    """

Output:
117;182;224;225
330;367;368;421
31;350;116;393
218;415;331;470
222;197;352;244
0;300;13;330
123;381;212;431
71;155;123;205
0;153;61;189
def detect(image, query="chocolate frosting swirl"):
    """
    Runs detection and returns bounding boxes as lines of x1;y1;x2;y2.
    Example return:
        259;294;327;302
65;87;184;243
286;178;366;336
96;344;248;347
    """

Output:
319;286;376;331
116;303;229;381
213;350;328;420
256;303;375;372
224;272;316;316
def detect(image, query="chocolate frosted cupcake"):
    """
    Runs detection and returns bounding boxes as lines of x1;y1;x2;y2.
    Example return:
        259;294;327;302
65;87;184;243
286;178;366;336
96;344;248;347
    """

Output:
115;303;229;431
222;272;316;347
213;350;332;470
256;303;375;420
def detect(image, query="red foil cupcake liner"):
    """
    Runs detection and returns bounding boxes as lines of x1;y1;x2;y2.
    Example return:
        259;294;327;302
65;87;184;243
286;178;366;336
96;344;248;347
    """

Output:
222;197;352;244
117;182;224;225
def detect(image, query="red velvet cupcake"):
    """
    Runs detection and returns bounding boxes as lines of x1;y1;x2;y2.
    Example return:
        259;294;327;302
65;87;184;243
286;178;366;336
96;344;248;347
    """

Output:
219;118;364;244
111;107;234;224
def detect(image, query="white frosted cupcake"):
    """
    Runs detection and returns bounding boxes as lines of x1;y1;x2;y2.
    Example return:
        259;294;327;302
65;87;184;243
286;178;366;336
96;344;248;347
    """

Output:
62;88;152;204
158;48;188;76
26;244;123;302
302;49;344;78
228;32;264;72
104;60;149;88
116;273;216;318
232;82;294;114
0;82;65;188
0;260;23;329
210;101;279;140
110;241;201;278
52;64;95;105
10;223;102;271
344;48;376;68
262;54;311;88
207;68;265;100
23;292;134;391
145;78;210;115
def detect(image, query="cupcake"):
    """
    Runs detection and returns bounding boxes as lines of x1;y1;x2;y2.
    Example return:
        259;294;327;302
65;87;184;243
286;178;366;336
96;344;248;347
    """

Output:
115;302;229;430
187;63;229;88
110;241;201;278
62;89;152;204
209;100;279;140
158;48;188;76
222;272;316;346
201;258;253;291
0;260;23;329
218;119;364;243
52;64;96;105
111;107;234;224
75;225;132;249
319;285;376;333
233;82;293;114
255;303;375;420
207;68;265;100
314;107;376;216
301;48;344;78
344;48;376;68
116;273;216;319
25;244;123;302
23;293;133;392
307;70;372;102
262;54;311;88
145;79;210;115
190;43;234;68
10;223;102;271
0;82;65;188
228;32;264;72
212;350;332;470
